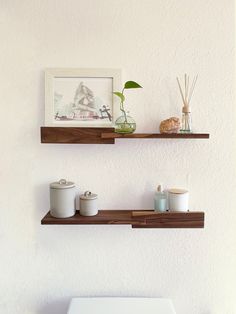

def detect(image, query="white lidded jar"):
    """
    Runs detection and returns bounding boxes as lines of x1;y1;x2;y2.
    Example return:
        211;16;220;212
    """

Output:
168;188;189;212
80;191;98;216
50;179;76;218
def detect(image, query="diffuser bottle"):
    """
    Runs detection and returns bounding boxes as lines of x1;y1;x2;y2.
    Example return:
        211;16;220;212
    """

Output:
177;74;197;134
181;105;192;133
154;185;167;212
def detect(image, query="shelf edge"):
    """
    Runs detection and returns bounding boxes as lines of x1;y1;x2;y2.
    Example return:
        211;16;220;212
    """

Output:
101;133;210;139
41;210;205;228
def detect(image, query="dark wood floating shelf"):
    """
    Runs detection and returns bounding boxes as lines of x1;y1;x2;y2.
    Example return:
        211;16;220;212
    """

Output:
41;127;209;144
41;210;205;228
101;132;210;139
41;127;115;144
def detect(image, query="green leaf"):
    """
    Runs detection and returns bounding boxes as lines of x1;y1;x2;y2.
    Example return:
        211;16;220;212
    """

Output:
124;81;142;89
113;92;125;102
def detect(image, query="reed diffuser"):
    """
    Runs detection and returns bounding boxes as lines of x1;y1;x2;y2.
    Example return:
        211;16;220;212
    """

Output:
177;74;198;133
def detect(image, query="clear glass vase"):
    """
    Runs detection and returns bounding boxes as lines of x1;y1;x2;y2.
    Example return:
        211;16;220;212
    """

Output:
115;112;136;134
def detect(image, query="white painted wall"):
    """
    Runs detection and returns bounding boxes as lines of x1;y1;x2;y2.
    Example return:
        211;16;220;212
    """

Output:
0;0;235;313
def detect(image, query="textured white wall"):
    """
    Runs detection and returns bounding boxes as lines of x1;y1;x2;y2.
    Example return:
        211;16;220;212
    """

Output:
0;0;236;313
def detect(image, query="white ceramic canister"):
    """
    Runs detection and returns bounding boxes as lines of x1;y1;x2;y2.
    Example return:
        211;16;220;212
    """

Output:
168;188;189;212
50;179;76;218
80;191;98;216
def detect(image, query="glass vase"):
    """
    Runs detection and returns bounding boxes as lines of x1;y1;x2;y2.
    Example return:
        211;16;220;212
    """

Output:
115;112;136;134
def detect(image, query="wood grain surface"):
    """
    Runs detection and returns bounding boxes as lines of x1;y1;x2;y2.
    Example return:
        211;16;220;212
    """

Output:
41;127;115;144
41;127;209;143
41;210;205;228
101;133;210;139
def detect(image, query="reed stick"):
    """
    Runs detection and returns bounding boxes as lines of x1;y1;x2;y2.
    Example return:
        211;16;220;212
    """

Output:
188;75;198;104
177;74;198;107
187;75;190;102
185;73;187;103
176;77;185;105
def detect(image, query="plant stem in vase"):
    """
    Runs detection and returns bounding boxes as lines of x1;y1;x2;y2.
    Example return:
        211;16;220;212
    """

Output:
113;81;142;134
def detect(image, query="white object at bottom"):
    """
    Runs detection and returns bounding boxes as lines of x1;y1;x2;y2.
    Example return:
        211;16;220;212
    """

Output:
67;297;176;314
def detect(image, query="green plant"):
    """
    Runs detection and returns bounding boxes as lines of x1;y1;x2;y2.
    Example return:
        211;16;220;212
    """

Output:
113;81;142;123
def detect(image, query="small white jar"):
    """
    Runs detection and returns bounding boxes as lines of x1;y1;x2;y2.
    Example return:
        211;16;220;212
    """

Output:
168;188;189;212
80;191;98;216
50;179;76;218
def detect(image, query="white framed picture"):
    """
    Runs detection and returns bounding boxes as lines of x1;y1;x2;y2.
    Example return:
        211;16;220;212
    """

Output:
45;68;121;127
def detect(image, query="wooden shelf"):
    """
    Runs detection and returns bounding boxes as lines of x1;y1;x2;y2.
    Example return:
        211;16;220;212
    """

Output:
41;127;209;144
101;132;210;139
41;210;205;228
41;127;115;144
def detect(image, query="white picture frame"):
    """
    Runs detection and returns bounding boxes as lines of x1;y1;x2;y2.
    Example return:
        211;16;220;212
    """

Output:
45;68;121;127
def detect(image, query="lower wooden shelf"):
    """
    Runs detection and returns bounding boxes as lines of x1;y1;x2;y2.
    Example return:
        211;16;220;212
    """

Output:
41;210;205;228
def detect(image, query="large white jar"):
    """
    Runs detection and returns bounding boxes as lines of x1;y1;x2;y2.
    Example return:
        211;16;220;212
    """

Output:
168;188;189;212
50;179;76;218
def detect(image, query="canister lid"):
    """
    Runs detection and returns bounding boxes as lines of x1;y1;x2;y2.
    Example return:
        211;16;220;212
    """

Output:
50;179;75;189
169;188;188;194
80;191;97;200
